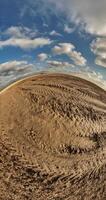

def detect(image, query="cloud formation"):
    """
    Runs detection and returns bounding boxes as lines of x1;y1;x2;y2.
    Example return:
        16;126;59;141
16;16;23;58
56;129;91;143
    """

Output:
46;0;106;36
37;53;48;61
0;26;52;50
47;60;74;68
0;37;52;50
0;60;33;76
50;30;61;36
91;38;106;68
52;43;87;66
0;60;35;88
18;0;106;36
4;26;37;38
64;24;75;34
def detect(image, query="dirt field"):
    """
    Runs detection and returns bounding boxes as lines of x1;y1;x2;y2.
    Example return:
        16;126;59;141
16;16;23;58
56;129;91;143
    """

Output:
0;73;106;200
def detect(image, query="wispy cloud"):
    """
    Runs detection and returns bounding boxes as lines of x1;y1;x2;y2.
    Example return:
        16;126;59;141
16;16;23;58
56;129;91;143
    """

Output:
7;1;106;37
46;0;106;37
47;60;74;68
50;30;62;36
3;26;37;38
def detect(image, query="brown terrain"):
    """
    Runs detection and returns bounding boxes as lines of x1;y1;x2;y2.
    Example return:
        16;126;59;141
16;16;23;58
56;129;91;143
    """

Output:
0;73;106;200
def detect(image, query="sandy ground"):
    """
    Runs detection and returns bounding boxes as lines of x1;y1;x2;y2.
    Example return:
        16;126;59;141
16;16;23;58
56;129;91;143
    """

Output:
0;73;106;200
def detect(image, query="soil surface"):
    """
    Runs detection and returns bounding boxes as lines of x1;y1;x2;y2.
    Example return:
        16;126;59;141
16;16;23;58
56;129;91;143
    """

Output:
0;73;106;200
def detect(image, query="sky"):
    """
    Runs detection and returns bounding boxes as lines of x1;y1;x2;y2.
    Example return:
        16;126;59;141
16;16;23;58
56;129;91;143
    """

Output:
0;0;106;89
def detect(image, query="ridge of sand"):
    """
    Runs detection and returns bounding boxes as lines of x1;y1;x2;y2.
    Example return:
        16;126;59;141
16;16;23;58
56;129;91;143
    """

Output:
0;73;106;200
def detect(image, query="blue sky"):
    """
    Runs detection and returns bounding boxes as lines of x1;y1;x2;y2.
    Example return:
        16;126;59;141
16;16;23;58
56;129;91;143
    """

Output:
0;0;106;89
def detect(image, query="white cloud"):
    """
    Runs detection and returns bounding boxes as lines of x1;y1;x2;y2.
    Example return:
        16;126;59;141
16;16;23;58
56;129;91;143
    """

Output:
37;53;48;61
91;37;106;68
53;43;74;54
52;43;87;66
43;23;48;28
46;0;106;37
0;60;35;88
0;26;52;50
0;60;34;75
5;26;27;38
91;38;106;56
4;26;25;38
18;1;106;37
47;60;74;68
64;24;75;34
3;26;38;38
0;37;52;50
68;51;86;66
50;30;62;36
95;57;106;68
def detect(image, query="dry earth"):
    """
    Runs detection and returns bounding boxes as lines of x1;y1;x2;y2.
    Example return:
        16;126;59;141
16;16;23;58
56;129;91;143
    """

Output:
0;73;106;200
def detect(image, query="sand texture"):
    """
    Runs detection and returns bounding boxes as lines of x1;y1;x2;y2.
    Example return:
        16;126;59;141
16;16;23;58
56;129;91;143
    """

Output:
0;73;106;200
